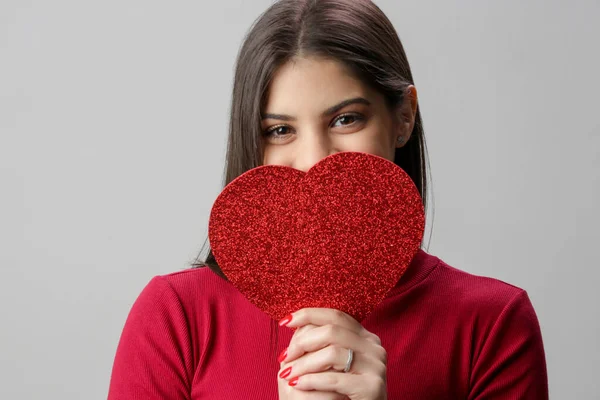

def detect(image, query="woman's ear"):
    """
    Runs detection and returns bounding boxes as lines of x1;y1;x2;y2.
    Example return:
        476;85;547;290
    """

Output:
395;85;418;147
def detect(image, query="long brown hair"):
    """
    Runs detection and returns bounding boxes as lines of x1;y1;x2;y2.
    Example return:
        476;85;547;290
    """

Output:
190;0;431;277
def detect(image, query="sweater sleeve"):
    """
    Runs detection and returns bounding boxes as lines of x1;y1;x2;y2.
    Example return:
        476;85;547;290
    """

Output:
108;276;194;400
468;290;549;399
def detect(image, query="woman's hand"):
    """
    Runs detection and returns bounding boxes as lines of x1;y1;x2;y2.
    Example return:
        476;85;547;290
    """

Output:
277;308;388;400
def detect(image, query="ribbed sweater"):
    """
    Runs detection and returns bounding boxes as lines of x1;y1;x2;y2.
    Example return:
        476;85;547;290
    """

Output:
108;249;549;399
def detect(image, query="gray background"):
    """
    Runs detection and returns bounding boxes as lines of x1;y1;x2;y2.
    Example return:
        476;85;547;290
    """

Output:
1;0;598;398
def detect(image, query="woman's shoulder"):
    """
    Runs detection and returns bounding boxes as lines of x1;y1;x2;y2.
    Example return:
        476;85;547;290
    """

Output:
139;265;240;310
156;265;234;290
433;254;528;305
391;249;535;326
430;254;547;394
119;266;242;330
420;252;539;328
400;250;527;306
109;266;242;397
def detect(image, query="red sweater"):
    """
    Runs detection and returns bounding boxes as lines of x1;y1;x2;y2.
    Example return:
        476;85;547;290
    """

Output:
108;249;548;399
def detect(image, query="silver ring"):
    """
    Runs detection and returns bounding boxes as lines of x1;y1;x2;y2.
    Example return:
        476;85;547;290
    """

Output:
343;348;354;373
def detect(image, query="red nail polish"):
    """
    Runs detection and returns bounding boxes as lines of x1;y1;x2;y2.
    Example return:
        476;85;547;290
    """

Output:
277;348;288;363
289;377;299;386
279;314;293;326
279;366;292;379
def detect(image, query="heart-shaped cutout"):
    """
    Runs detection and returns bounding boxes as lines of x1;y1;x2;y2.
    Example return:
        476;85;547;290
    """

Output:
208;151;425;322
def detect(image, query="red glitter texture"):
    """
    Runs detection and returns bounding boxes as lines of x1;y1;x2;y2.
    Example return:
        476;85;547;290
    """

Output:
208;151;425;322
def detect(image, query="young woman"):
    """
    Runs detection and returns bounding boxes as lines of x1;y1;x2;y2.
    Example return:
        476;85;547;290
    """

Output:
108;1;549;399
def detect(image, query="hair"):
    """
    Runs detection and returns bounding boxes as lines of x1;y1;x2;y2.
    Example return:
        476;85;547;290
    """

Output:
189;0;432;360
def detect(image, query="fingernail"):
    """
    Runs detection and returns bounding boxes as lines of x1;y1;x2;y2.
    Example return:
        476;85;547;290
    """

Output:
279;366;292;379
277;348;288;363
279;314;293;326
289;377;299;386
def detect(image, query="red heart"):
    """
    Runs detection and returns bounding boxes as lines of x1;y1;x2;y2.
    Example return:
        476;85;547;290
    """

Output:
208;151;425;322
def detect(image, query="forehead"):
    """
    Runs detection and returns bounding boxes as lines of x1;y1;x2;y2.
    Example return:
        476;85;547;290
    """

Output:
264;56;372;112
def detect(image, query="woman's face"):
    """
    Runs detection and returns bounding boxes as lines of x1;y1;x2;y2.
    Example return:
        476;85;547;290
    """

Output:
261;56;418;172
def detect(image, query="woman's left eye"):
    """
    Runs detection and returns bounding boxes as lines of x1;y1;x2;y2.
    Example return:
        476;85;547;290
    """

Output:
332;113;363;127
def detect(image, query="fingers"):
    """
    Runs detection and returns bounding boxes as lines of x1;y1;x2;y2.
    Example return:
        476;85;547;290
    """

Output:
279;345;352;381
280;344;386;382
278;375;347;400
279;346;356;381
276;308;387;399
282;308;381;346
293;323;319;337
283;323;380;364
283;308;363;334
287;371;386;398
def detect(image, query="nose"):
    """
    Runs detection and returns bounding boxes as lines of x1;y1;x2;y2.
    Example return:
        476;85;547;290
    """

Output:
293;131;333;173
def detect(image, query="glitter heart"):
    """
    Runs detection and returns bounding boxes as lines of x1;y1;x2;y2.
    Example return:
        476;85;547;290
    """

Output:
208;151;425;322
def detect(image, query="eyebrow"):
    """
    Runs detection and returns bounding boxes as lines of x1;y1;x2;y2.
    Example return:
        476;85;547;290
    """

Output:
261;97;371;121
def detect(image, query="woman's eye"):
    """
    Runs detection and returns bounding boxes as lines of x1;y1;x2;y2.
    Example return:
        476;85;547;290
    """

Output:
263;113;363;140
332;113;362;127
264;125;291;139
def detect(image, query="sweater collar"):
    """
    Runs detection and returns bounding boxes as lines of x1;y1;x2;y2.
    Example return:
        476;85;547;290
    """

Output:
386;248;440;298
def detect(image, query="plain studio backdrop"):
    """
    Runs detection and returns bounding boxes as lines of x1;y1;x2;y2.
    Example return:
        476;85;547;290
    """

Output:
1;0;598;398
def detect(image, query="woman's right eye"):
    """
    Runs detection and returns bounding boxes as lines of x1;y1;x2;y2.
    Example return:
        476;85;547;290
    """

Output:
264;125;292;139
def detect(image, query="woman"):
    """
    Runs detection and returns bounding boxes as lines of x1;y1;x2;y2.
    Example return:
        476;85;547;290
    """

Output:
108;0;549;399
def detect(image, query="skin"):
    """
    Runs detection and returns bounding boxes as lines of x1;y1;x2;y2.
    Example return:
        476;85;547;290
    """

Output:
261;56;418;400
261;55;418;171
